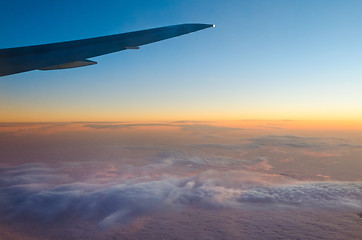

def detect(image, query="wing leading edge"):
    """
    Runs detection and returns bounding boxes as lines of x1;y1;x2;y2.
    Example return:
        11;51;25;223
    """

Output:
0;23;214;77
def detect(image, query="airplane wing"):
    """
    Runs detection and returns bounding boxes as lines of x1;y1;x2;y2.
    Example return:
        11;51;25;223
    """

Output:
0;23;214;77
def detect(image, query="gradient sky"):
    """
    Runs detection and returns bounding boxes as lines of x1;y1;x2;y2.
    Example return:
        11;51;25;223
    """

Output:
1;0;362;122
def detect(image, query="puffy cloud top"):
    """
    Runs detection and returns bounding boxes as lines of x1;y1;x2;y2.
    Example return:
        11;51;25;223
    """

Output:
1;162;361;227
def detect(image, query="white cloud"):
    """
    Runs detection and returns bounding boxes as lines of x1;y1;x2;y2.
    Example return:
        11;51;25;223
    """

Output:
1;162;361;228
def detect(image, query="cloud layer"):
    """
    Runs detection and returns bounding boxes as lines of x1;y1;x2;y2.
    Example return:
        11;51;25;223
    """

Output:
249;135;362;149
1;160;361;228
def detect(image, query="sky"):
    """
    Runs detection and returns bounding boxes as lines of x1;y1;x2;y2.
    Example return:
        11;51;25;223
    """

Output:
1;0;362;122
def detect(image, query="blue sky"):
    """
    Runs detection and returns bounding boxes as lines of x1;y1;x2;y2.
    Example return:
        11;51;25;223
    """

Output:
1;0;362;121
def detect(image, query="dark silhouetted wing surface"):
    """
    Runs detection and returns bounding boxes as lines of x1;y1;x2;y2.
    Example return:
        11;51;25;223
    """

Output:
0;24;214;77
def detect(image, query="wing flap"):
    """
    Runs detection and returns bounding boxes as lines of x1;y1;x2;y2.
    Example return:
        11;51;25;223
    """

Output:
39;60;97;70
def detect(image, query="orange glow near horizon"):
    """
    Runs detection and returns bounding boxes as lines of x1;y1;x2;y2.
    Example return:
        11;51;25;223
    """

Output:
1;108;362;125
0;119;361;133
